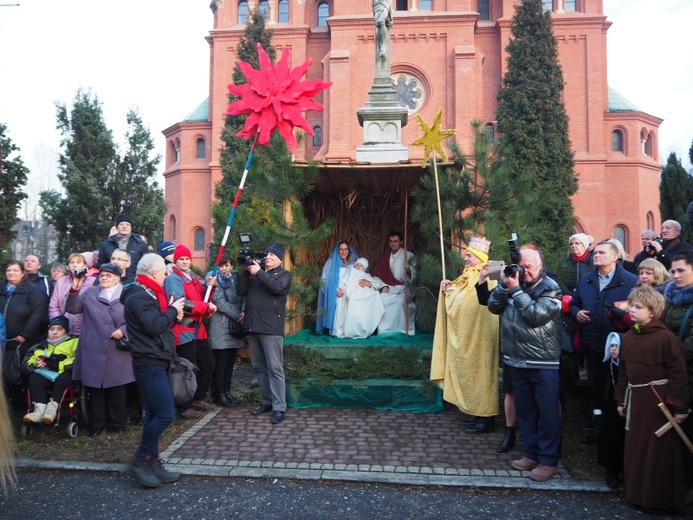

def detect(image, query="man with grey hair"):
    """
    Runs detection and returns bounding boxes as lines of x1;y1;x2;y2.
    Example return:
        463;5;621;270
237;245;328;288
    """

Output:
628;229;659;273
488;247;563;482
648;219;693;269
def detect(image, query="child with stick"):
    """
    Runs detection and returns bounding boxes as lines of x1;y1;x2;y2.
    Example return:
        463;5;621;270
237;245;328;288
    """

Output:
615;285;689;513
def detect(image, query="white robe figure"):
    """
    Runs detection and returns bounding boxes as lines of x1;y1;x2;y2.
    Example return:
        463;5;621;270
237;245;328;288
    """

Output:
332;259;385;339
374;248;417;335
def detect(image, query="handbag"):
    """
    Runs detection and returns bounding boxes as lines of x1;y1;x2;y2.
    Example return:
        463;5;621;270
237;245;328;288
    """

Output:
168;356;198;405
107;304;131;351
221;277;247;340
1;343;22;385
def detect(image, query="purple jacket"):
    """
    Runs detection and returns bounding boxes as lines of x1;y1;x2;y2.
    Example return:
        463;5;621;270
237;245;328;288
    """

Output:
65;283;134;388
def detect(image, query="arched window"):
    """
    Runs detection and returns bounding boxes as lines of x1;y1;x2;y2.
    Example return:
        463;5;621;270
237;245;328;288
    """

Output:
477;0;489;20
174;139;181;163
169;215;176;241
645;133;654;157
196;138;206;159
646;212;655;231
258;0;269;20
168;140;177;167
613;226;628;253
312;126;322;148
238;1;248;24
611;129;623;152
420;0;431;10
278;0;289;22
484;123;495;140
317;2;329;26
194;229;205;252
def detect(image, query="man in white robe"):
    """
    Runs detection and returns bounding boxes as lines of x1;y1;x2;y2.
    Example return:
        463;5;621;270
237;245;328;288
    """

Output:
370;231;417;335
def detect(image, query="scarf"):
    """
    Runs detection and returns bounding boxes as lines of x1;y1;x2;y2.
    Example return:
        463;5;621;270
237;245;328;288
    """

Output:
571;250;589;262
217;271;235;290
116;233;130;251
135;274;168;312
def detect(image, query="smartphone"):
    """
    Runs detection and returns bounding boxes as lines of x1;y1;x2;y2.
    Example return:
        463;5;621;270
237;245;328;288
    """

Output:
486;261;505;281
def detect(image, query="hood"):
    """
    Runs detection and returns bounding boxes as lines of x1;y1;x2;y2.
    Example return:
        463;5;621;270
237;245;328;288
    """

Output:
119;282;139;306
603;332;621;363
664;281;693;307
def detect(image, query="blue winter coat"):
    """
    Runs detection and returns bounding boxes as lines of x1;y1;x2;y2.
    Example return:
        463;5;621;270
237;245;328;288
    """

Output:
569;264;637;353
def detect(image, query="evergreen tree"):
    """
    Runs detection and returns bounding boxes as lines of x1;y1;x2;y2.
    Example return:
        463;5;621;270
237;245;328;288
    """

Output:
660;152;691;241
0;123;29;266
496;0;577;267
213;11;331;320
112;109;167;245
41;90;167;259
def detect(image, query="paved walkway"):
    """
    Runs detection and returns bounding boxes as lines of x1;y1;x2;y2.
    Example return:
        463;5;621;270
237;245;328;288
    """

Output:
17;404;610;493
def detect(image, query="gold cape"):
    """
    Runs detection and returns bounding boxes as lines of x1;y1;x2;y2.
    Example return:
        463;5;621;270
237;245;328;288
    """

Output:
430;264;499;416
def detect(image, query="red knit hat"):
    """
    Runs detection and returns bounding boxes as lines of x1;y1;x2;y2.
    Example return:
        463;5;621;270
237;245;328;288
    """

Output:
173;244;192;262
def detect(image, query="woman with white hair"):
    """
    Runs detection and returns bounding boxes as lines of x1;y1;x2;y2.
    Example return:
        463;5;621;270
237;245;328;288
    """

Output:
561;233;592;293
332;258;385;339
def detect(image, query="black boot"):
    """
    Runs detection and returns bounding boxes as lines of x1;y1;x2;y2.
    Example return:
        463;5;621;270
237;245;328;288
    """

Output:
464;416;495;434
496;426;516;453
213;393;237;408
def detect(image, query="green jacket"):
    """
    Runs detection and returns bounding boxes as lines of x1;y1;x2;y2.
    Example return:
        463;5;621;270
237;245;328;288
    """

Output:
21;336;78;375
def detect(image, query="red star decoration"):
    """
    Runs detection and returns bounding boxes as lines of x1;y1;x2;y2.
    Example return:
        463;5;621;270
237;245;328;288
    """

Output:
224;44;332;154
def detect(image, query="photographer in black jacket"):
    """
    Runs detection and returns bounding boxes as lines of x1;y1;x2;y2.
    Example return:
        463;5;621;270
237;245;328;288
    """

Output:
237;243;291;425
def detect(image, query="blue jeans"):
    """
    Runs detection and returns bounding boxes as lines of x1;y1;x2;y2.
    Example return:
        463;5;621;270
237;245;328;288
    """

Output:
133;364;175;460
511;367;561;466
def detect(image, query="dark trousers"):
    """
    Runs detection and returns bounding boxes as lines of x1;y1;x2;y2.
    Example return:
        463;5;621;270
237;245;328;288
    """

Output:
512;367;561;467
212;348;238;397
87;384;128;430
133;364;175;460
28;371;72;404
177;339;215;406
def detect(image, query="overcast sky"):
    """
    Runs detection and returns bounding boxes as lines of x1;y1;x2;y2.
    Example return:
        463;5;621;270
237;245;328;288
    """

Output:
0;0;691;207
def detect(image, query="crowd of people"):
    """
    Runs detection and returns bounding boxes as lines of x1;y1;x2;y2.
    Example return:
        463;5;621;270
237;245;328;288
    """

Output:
427;220;693;513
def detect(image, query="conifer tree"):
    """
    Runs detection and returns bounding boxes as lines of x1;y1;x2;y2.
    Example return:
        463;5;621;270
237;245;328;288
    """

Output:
496;0;577;266
660;152;691;241
0;123;29;266
213;11;331;319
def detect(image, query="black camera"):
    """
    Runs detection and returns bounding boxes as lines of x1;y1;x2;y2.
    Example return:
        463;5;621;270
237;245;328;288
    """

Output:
169;293;195;313
504;233;525;280
73;268;88;278
237;247;266;268
646;238;664;253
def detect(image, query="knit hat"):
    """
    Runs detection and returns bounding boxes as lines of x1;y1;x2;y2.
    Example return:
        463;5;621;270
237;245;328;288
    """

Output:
80;251;97;268
158;241;176;257
99;262;122;278
568;233;590;251
173;244;192;262
48;315;70;333
264;243;284;260
115;214;133;226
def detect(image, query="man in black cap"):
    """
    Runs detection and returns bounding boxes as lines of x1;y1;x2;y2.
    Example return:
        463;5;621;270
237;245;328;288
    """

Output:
237;243;291;425
97;215;149;280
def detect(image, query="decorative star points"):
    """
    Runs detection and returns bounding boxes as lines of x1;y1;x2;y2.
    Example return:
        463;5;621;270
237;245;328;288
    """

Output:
410;108;457;166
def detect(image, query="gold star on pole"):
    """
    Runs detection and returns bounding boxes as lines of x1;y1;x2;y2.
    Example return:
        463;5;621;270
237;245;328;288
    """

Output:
410;108;457;166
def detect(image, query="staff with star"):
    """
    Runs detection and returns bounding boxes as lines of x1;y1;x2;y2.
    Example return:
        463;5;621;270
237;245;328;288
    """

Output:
410;108;457;280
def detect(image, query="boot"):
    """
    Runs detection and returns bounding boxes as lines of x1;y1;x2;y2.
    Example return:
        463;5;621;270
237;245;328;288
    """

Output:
496;426;516;453
23;402;47;423
464;416;495;434
126;457;161;488
150;456;181;484
42;399;59;424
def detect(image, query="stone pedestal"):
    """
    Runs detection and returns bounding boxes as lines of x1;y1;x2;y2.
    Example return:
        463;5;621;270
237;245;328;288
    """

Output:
356;78;409;163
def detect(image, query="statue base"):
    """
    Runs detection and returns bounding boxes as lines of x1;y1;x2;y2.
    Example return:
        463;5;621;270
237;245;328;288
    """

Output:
356;80;409;164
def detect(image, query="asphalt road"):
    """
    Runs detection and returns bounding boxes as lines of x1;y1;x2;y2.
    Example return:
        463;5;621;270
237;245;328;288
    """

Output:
0;469;689;519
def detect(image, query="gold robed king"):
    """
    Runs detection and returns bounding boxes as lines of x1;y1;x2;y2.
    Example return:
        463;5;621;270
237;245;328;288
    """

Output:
430;264;500;416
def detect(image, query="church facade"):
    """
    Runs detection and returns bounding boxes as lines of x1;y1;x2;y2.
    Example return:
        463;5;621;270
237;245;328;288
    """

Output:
163;0;661;269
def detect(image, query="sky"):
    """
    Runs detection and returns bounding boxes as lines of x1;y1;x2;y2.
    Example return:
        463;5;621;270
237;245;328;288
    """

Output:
0;0;691;211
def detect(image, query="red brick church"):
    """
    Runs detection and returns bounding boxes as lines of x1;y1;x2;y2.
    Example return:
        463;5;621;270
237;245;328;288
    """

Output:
163;0;661;270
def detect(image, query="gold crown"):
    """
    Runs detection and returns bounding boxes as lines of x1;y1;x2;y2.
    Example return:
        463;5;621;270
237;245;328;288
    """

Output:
467;236;491;255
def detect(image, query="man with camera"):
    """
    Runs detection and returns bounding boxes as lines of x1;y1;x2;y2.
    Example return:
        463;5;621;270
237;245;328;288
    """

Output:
237;243;291;425
646;220;693;270
487;248;564;482
163;244;217;419
628;229;659;274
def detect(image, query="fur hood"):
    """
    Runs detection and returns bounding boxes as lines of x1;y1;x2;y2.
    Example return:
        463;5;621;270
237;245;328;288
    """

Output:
664;281;693;307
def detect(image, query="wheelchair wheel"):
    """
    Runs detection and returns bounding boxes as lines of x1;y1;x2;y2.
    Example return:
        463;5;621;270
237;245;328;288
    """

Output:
20;424;32;437
67;421;78;438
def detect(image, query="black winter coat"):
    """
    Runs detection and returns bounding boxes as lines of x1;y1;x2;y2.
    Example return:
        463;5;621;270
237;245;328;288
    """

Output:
662;281;693;401
0;280;48;353
121;282;178;368
237;266;291;336
97;234;149;279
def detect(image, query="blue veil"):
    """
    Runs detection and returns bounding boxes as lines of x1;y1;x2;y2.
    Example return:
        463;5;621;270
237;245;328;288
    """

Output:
315;242;358;334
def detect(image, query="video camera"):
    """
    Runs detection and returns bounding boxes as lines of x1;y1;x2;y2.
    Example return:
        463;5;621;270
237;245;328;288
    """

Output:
503;233;525;280
646;237;664;253
236;232;266;268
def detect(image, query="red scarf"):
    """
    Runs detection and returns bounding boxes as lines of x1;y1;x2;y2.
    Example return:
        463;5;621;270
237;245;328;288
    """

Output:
135;274;168;312
571;250;589;262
